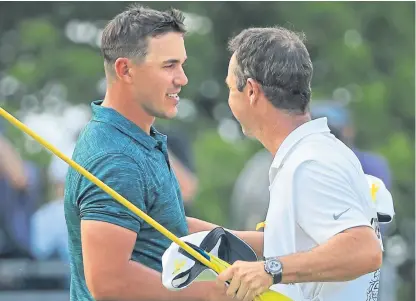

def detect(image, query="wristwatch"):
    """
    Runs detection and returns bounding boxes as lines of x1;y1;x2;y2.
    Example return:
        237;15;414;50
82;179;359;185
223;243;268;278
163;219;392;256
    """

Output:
264;257;283;284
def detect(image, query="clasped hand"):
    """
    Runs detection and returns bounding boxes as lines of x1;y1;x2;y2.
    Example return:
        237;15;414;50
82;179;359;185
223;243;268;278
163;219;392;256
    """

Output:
214;260;273;301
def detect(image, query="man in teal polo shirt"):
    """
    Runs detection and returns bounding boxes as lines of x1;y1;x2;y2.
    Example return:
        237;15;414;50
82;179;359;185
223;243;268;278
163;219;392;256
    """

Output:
64;5;235;301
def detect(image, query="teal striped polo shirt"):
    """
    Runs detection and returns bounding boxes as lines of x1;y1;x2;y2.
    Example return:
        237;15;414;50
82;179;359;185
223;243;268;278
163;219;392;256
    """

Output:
64;100;188;301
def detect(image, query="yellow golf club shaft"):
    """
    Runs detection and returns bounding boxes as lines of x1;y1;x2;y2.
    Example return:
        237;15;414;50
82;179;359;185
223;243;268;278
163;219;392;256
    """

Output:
0;106;292;301
0;107;214;270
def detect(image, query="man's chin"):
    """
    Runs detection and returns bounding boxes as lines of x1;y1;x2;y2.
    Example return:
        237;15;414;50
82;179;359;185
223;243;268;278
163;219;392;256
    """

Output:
144;106;178;120
241;126;254;138
159;108;178;119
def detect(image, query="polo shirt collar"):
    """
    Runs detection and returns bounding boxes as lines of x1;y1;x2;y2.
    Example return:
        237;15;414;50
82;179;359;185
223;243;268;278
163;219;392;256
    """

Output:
90;100;167;150
270;117;331;172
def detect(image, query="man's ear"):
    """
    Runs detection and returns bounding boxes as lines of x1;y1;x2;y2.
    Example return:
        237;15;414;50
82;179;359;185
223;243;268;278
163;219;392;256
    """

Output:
246;78;261;106
114;58;133;83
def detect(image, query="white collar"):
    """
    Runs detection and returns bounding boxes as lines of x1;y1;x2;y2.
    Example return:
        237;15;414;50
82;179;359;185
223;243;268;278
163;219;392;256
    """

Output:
270;117;331;173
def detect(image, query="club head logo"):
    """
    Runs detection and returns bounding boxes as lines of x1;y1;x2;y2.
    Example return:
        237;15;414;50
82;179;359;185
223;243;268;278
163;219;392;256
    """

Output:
371;183;379;202
172;259;187;275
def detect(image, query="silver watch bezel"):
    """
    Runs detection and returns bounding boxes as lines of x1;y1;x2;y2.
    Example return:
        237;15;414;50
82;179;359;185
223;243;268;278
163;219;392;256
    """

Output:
265;257;282;274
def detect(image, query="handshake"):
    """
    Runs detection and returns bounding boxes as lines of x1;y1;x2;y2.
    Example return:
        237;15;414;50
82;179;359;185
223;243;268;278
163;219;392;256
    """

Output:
161;227;292;301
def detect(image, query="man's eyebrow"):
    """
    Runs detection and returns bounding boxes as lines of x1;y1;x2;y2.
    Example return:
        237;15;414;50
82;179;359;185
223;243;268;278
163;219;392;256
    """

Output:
162;58;187;64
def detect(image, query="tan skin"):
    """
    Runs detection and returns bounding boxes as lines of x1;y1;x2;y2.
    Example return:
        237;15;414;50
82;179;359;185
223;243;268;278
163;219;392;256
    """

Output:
82;32;234;301
0;135;28;190
185;217;264;259
101;32;188;133
168;150;199;204
211;54;383;301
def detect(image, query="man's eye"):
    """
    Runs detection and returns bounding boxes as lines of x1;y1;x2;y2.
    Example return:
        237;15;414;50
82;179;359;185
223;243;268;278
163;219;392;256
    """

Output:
164;64;174;69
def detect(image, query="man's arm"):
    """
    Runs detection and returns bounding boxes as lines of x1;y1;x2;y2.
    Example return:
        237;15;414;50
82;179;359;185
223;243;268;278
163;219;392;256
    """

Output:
169;150;199;204
233;231;264;258
286;160;383;282
78;154;233;301
82;220;219;301
278;226;382;283
0;135;27;190
216;160;383;300
216;226;382;301
186;217;264;258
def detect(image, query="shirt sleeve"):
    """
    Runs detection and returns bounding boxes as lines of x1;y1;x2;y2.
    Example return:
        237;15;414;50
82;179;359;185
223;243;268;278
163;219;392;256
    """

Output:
77;153;147;234
294;160;372;245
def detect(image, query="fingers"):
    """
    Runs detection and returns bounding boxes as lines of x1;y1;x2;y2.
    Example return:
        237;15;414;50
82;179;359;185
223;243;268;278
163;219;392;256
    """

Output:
216;261;268;301
238;276;260;301
218;266;234;284
226;272;241;298
243;290;256;301
242;279;268;301
235;280;249;300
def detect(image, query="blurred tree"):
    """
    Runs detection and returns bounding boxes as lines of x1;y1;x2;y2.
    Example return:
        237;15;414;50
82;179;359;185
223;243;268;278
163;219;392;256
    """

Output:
0;2;414;299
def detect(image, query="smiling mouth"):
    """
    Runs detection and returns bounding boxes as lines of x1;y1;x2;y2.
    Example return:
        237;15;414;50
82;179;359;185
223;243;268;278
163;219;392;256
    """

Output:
167;93;179;101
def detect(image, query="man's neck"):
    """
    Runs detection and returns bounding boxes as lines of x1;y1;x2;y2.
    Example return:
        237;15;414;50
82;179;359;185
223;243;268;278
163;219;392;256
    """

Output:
102;86;155;135
256;111;311;156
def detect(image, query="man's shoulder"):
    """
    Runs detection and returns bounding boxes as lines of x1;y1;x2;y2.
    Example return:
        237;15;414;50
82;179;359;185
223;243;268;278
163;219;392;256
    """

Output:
294;133;357;163
65;149;148;210
66;123;149;189
70;151;145;183
76;121;130;153
282;137;361;182
73;121;148;166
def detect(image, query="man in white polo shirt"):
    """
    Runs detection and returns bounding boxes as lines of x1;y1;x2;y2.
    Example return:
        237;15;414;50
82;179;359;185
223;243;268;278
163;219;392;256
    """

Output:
216;27;383;301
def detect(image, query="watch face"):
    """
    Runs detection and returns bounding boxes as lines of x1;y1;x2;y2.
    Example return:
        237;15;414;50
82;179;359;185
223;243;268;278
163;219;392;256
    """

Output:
266;259;282;273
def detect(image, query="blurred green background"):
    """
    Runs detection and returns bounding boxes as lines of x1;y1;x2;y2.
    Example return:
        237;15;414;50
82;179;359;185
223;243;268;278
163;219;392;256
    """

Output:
0;1;414;300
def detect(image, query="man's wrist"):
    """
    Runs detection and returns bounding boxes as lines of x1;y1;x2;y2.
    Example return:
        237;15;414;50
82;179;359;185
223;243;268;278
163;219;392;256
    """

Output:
261;262;274;287
264;257;283;284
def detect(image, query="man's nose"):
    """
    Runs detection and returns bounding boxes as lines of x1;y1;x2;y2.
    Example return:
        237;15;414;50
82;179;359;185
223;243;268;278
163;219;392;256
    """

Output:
174;68;188;87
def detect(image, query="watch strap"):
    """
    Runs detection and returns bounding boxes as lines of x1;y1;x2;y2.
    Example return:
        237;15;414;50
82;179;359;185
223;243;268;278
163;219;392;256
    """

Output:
265;257;283;285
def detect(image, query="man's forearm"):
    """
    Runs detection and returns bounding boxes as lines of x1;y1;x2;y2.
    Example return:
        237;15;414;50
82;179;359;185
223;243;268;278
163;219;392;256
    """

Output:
186;217;264;258
186;217;219;234
278;228;383;284
169;151;198;203
0;137;27;190
232;230;263;258
91;259;210;301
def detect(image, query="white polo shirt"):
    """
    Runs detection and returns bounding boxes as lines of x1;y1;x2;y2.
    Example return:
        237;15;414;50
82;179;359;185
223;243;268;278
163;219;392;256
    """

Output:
263;117;382;301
